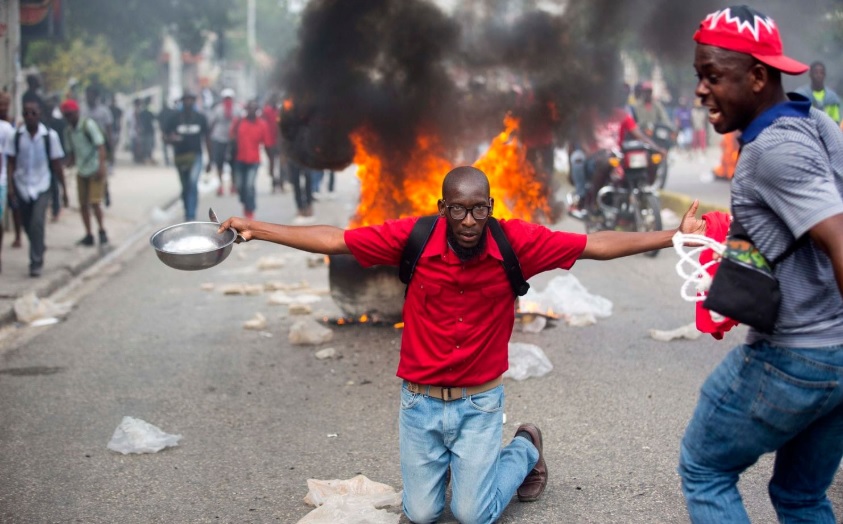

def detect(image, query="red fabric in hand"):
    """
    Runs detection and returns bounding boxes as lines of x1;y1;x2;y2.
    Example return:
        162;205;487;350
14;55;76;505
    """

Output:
695;211;740;339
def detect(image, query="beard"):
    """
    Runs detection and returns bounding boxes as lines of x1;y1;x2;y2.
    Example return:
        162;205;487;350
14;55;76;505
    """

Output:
446;226;488;262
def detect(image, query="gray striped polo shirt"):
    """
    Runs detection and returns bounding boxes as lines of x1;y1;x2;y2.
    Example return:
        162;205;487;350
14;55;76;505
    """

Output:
731;94;843;348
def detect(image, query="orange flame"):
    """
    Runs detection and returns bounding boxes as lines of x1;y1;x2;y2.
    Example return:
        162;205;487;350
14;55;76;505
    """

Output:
349;115;551;227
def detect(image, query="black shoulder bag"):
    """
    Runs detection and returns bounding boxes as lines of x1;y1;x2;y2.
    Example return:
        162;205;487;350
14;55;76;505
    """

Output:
702;218;806;333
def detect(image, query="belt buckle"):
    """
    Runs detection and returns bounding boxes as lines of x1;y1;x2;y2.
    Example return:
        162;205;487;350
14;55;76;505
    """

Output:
441;387;454;401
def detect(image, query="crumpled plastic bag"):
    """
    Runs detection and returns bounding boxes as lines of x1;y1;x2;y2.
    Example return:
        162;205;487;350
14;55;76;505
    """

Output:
298;475;401;524
107;416;182;454
504;342;553;381
520;274;612;325
14;292;73;324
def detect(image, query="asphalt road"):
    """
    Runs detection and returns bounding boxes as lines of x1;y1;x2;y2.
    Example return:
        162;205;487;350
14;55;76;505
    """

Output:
0;168;840;523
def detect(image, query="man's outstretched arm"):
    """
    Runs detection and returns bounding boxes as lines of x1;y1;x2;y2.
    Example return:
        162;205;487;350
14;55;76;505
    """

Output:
218;217;351;255
580;200;706;260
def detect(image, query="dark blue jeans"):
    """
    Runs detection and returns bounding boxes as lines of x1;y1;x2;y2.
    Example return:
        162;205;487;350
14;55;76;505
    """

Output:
289;161;314;212
234;161;259;213
19;190;50;269
679;340;843;523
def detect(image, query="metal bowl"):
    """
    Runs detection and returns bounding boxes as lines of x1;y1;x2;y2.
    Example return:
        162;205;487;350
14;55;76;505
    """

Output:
149;221;237;271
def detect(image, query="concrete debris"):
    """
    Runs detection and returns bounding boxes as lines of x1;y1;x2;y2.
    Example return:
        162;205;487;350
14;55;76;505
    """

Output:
307;255;328;268
265;280;310;291
200;283;215;291
267;292;294;305
289;319;334;345
256;256;287;270
220;284;263;296
243;312;267;330
315;347;337;360
289;303;313;315
649;322;702;342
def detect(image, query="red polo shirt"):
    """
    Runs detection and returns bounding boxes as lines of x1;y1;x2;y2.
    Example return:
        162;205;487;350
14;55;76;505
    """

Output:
344;216;586;386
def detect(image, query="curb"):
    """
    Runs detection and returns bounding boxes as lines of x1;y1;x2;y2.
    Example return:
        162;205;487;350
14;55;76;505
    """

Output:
0;194;181;329
659;190;728;217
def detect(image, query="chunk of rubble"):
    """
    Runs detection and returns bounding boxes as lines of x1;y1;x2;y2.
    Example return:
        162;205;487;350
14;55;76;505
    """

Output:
220;283;263;296
243;313;267;330
289;303;313;315
267;291;294;305
289;319;334;345
649;322;701;342
200;283;215;291
315;347;337;360
264;280;310;292
256;256;286;270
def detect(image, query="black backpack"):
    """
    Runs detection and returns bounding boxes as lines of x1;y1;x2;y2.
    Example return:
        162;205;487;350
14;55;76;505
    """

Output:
398;215;530;297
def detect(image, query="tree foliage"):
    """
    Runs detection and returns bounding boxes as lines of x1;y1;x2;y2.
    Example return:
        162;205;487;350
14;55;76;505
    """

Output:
26;37;137;93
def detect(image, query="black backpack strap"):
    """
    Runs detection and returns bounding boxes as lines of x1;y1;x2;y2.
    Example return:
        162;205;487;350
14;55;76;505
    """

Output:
487;217;530;296
399;215;439;285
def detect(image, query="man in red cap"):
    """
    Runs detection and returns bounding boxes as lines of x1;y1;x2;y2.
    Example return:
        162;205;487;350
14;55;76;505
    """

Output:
677;5;843;522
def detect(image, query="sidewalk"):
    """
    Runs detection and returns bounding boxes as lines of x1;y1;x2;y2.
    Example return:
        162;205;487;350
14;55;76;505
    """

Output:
0;159;182;327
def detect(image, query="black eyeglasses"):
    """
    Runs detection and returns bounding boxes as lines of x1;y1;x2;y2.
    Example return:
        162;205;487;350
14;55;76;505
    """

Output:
443;203;492;221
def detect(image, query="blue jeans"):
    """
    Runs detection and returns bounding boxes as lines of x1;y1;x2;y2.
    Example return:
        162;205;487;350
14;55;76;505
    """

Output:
176;153;203;221
234;161;259;213
288;160;315;212
679;341;843;523
399;383;538;524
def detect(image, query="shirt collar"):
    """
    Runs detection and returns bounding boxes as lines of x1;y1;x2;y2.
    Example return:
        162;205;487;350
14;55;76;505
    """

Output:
739;93;811;146
424;216;503;263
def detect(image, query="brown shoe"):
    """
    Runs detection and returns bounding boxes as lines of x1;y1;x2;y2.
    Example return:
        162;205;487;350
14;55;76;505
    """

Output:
516;423;547;502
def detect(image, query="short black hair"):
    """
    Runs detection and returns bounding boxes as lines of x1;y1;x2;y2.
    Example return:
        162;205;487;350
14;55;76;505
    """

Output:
810;61;825;70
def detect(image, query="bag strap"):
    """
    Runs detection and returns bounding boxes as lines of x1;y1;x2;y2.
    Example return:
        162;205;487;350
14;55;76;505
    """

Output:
488;217;530;296
399;215;438;285
15;126;53;175
729;218;806;268
398;215;530;297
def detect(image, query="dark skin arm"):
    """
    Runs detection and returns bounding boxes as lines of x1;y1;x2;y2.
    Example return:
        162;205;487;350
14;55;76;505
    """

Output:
7;156;16;203
581;200;705;260
809;213;843;298
51;158;69;207
217;218;351;255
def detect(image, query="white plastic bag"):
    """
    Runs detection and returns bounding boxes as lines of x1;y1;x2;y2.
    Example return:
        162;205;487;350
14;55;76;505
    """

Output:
13;292;73;324
107;416;182;454
503;343;553;381
298;475;402;524
520;274;612;325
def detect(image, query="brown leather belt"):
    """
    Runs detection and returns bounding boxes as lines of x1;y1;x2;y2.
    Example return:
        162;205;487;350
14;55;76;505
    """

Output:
405;376;503;402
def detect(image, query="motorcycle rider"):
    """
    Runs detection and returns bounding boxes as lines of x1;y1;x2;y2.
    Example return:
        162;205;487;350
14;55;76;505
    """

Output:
569;86;664;218
633;81;674;133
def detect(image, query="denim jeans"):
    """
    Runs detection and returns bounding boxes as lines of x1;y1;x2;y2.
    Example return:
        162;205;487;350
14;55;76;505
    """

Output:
399;383;538;524
176;153;203;221
679;340;843;523
234;161;259;213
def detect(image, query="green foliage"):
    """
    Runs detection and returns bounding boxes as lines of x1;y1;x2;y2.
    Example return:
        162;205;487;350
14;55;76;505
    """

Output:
25;37;136;93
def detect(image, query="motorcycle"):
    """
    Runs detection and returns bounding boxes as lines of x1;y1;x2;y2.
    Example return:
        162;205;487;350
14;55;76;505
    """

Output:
642;122;675;189
567;140;664;257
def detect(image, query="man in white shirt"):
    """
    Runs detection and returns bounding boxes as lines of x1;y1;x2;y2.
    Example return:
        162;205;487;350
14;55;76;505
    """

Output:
7;100;67;277
0;91;15;273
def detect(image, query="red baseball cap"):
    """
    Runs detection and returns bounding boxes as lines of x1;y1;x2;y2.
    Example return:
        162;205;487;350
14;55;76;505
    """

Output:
60;99;80;113
693;5;808;75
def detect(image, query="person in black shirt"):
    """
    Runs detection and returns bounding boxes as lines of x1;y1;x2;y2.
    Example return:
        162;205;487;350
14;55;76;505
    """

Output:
163;92;211;221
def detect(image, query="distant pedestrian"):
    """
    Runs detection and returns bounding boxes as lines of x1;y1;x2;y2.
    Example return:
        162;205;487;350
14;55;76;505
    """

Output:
163;92;211;222
44;94;67;222
61;99;109;247
138;97;157;164
208;88;237;196
7;100;67;277
107;94;123;155
0;92;14;272
796;61;841;124
673;96;693;153
690;98;708;159
261;92;284;192
230;99;270;220
81;85;114;207
158;97;178;167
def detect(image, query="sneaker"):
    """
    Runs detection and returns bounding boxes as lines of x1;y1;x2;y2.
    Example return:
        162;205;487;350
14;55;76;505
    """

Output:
29;266;42;278
515;424;547;502
98;230;109;245
77;234;95;247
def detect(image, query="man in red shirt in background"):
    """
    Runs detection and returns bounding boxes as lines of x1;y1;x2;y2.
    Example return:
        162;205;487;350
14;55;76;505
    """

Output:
219;166;703;523
230;99;270;220
261;92;285;193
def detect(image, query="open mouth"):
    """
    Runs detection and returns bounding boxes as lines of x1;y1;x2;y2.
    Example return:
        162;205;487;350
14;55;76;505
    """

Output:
708;107;723;126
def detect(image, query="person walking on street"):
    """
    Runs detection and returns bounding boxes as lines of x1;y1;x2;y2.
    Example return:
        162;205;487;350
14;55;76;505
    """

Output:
261;92;284;193
796;60;842;124
60;99;109;246
230;99;270;220
208;88;237;196
7;100;67;277
0;92;14;272
678;6;843;523
219;165;703;524
44;94;66;222
81;85;114;207
163;92;211;222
